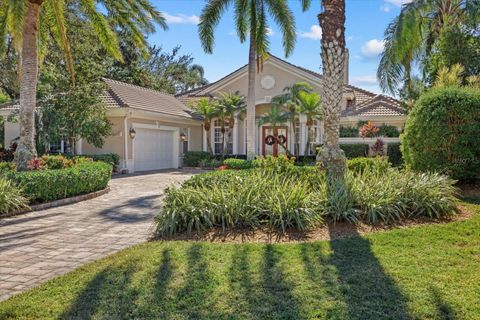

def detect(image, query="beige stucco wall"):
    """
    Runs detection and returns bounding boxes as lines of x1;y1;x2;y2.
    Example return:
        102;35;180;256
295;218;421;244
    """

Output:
82;117;125;158
4;122;19;147
188;126;203;152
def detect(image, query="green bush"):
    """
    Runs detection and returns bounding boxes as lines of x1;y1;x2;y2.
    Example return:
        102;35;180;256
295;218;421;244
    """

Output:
0;162;15;176
377;124;400;137
223;158;253;170
387;143;403;167
340;144;369;158
339;126;359;137
11;161;112;203
41;155;74;169
154;166;458;235
80;153;120;167
0;178;29;216
347;157;391;174
183;151;212;167
402;87;480;180
252;155;296;173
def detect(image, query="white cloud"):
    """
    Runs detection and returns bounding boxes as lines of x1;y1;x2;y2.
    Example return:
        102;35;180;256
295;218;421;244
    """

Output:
384;0;413;7
351;75;379;86
299;25;322;40
266;28;274;37
163;12;200;25
361;39;385;58
380;4;391;12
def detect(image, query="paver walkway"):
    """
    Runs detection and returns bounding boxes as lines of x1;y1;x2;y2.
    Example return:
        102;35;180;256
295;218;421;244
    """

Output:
0;169;198;302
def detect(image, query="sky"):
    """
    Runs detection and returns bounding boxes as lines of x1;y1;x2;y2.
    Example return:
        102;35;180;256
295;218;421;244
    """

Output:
148;0;410;94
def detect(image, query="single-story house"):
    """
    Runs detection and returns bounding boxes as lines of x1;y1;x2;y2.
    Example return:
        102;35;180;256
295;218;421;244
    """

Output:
1;53;406;172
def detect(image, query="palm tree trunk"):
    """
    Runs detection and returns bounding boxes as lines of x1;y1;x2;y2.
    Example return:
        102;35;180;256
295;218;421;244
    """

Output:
305;125;311;156
15;0;42;170
246;33;257;160
205;126;213;154
316;0;347;180
273;127;279;157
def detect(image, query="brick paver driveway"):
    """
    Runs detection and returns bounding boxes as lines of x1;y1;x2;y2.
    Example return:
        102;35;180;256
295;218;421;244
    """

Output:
0;169;198;302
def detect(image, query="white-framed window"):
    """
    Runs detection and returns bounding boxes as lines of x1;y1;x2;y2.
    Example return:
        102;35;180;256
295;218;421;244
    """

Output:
308;120;323;155
181;128;189;154
49;140;72;154
213;119;233;154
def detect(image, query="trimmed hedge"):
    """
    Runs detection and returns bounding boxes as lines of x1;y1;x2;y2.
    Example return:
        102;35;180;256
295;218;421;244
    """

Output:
387;143;403;167
223;158;253;170
183;151;212;167
402;87;480;180
340;144;369;158
10;162;112;203
80;153;120;167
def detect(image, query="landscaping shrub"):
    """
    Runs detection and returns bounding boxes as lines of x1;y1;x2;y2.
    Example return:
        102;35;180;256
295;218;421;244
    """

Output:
11;161;112;203
183;151;212;167
41;155;74;169
377;124;400;137
340;143;369;158
252;155;296;173
80;153;120;167
155;166;458;235
0;178;29;216
0;162;15;176
223;158;253;170
387;143;403;167
402;87;480;180
339;126;359;137
347;157;391;174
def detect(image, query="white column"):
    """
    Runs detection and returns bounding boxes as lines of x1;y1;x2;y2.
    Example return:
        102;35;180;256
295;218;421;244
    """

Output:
76;138;83;155
123;115;129;170
232;113;239;155
299;114;307;156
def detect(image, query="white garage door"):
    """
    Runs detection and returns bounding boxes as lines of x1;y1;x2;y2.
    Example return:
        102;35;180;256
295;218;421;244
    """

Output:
134;128;176;171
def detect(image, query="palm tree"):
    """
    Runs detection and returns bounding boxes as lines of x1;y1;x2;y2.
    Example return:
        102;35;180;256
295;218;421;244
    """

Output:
377;0;478;95
258;102;290;157
191;97;218;154
199;0;310;160
0;0;166;170
298;91;322;156
218;91;246;156
316;0;347;180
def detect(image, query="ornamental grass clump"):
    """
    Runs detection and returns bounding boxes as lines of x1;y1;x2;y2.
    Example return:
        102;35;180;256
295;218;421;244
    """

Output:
0;178;29;216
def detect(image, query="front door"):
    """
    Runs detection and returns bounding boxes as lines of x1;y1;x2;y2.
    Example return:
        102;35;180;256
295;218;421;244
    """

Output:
262;126;288;156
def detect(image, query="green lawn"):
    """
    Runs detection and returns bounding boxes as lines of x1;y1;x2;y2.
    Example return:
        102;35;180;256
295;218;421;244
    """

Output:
1;199;479;320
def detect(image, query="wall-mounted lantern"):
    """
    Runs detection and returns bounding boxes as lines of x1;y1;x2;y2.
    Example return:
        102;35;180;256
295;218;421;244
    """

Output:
180;132;186;141
129;128;136;139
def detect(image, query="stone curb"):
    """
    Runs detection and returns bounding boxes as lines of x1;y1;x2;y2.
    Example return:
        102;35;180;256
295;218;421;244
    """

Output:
2;187;111;219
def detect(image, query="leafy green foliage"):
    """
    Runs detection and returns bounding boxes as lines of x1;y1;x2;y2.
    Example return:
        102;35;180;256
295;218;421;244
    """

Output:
387;142;403;167
378;124;400;137
339;144;369;158
183;151;213;167
155;165;458;235
10;162;111;203
0;162;15;176
40;155;74;170
223;158;253;170
347;157;391;174
0;178;29;216
402;87;480;181
339;126;358;137
252;155;296;173
81;153;120;167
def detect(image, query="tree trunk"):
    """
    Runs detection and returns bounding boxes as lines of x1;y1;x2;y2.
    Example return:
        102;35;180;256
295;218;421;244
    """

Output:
305;124;311;156
316;0;347;180
246;32;257;160
15;0;42;170
273;127;279;157
205;128;213;155
221;122;226;156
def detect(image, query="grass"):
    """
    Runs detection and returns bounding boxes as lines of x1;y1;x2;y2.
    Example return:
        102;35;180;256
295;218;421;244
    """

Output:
1;199;479;319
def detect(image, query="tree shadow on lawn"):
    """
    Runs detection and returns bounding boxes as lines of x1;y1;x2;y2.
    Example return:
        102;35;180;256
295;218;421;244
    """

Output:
307;225;412;320
229;244;307;319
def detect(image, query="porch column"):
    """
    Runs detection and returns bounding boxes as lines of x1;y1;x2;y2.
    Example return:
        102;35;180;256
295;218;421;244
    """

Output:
232;112;239;155
299;114;307;156
75;138;83;155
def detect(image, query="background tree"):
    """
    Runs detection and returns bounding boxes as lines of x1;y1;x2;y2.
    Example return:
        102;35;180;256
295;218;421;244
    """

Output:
279;82;313;156
0;0;166;170
191;98;218;154
298;91;322;155
316;0;348;180
199;0;310;159
218;91;246;156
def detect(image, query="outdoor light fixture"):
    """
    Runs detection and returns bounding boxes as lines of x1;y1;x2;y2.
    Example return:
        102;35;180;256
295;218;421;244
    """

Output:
180;132;186;141
129;128;136;139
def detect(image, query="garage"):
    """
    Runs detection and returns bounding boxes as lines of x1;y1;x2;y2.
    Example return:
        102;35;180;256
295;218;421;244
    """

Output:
133;128;177;171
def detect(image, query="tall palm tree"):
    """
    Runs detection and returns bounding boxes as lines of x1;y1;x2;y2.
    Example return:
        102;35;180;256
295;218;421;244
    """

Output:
199;0;310;160
218;91;246;155
377;0;478;95
0;0;166;170
279;82;313;156
191;97;218;155
298;91;322;156
258;102;289;157
316;0;347;179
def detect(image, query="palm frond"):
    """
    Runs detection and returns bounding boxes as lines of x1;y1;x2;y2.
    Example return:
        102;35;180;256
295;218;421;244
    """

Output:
264;0;295;57
234;0;248;42
199;0;232;54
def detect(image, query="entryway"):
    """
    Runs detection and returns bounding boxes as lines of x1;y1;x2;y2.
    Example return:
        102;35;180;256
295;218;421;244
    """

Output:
262;126;288;156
